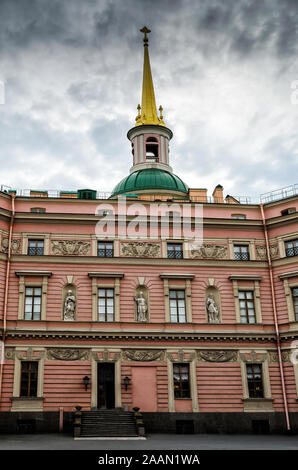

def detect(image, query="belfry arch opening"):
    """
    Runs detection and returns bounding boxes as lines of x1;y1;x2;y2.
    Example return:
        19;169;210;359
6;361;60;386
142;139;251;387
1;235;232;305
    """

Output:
145;137;159;162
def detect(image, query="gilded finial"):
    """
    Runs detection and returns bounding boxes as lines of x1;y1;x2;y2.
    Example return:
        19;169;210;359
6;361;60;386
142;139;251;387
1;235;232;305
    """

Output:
135;26;166;127
140;26;151;45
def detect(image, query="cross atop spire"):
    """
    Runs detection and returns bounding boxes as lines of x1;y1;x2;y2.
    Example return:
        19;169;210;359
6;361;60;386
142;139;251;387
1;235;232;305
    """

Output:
135;27;166;127
140;26;151;45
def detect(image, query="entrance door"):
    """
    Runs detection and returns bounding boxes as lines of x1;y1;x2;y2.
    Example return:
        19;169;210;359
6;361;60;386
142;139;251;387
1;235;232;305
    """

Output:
97;363;115;409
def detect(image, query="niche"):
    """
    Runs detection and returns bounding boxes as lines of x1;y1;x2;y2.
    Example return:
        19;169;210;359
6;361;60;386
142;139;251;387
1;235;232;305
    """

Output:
205;286;221;323
62;284;77;321
134;285;149;322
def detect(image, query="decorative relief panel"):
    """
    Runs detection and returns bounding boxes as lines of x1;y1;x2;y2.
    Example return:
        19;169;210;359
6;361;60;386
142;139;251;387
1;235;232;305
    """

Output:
197;350;238;362
4;348;15;360
120;242;160;258
1;238;21;254
239;351;268;363
256;244;279;260
47;348;90;361
16;348;45;360
92;349;121;362
269;350;291;363
122;350;164;362
51;240;90;256
190;244;227;259
167;350;196;363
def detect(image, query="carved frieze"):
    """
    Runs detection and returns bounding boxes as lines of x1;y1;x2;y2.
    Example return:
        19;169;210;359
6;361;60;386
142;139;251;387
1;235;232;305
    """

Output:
191;244;227;259
197;350;238;362
47;348;90;361
122;350;164;362
1;238;21;254
256;244;279;260
51;240;90;256
120;242;160;258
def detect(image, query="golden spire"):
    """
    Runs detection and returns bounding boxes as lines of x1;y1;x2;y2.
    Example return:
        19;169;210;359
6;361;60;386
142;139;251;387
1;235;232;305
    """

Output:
135;26;166;127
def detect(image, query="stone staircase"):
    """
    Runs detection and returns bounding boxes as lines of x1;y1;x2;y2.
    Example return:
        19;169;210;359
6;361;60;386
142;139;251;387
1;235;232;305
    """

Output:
80;409;139;438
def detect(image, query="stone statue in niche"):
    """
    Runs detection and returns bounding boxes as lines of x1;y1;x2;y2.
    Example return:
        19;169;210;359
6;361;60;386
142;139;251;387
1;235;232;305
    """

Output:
206;293;220;323
63;289;76;321
134;291;148;322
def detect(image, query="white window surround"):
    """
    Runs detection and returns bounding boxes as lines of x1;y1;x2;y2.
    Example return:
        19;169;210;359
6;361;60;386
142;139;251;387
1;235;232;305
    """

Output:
166;349;198;413
22;233;50;255
15;271;52;321
228;239;255;260
88;272;124;322
279;271;298;323
239;350;273;412
160;274;195;323
11;347;45;412
229;275;262;324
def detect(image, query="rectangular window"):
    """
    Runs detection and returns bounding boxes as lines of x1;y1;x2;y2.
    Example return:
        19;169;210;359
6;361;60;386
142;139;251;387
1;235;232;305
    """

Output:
28;239;44;256
231;214;246;219
292;288;298;322
98;288;114;322
246;363;264;398
24;287;42;320
234;245;250;260
285;239;298;257
170;289;186;323
20;361;38;397
173;363;190;399
167;243;183;259
239;291;256;324
97;241;114;258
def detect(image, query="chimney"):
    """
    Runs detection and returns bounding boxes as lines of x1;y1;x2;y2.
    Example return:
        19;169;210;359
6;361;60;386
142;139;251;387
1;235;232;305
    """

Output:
212;184;224;204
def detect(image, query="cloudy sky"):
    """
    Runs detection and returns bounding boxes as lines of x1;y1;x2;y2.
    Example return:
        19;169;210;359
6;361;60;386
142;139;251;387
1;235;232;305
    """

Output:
0;0;297;201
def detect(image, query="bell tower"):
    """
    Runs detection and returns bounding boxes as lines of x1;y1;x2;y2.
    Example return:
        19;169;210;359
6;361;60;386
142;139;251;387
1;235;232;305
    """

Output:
127;27;173;174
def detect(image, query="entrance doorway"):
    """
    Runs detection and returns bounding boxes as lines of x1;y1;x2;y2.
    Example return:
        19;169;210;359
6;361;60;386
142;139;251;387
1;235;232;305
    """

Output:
97;363;115;409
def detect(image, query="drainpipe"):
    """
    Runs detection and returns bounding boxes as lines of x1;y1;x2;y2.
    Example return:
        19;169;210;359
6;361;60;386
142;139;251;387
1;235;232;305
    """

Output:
260;203;290;431
0;193;16;400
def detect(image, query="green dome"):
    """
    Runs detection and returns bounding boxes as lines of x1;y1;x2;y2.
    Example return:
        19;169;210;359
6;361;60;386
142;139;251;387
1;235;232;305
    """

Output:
110;168;189;198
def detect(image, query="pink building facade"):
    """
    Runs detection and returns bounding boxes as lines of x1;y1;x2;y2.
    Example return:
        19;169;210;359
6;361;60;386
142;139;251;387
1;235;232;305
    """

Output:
0;28;298;434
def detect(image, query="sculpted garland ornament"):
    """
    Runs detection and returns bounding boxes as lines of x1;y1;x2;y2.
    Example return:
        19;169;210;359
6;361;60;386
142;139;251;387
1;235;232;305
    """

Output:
1;238;21;254
47;349;90;361
197;350;238;362
51;240;90;256
191;244;227;259
120;242;160;258
122;350;164;362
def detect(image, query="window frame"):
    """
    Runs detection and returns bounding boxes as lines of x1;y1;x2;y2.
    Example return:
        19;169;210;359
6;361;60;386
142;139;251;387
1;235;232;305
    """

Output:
27;239;44;256
20;361;39;397
173;363;191;399
97;241;114;258
169;289;186;323
285;239;298;258
234;244;250;261
246;363;264;398
98;287;115;322
24;286;42;321
238;290;256;324
167;243;183;259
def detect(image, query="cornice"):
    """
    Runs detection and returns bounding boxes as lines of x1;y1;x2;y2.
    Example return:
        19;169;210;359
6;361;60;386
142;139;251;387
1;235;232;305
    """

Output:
88;272;124;279
4;328;277;342
229;275;263;281
278;270;298;280
15;270;52;277
9;254;269;268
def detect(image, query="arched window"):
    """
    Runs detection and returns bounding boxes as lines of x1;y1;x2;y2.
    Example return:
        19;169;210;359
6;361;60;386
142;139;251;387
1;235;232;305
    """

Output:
145;137;159;162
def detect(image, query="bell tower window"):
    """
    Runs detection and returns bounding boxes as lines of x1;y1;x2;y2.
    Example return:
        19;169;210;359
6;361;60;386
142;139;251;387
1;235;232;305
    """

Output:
145;137;159;162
